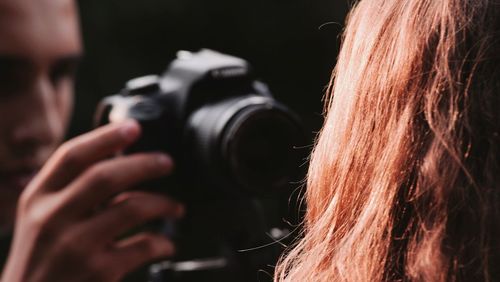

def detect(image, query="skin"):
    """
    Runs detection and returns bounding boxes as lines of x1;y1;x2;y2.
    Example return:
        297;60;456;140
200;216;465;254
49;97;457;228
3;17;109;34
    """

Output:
0;0;80;229
0;0;183;281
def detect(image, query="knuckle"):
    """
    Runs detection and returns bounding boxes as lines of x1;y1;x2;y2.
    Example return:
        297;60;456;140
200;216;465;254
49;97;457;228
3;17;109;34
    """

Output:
20;201;61;236
136;236;157;257
56;142;81;169
48;230;89;268
87;164;115;188
85;256;113;282
120;198;146;222
56;230;84;258
30;212;54;234
17;191;34;212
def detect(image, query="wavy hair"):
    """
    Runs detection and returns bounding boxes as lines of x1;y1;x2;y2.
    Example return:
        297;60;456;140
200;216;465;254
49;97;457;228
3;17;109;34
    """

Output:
276;0;500;281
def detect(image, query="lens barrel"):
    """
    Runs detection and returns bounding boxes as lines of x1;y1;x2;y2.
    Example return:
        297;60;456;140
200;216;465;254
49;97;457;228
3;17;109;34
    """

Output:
185;95;304;194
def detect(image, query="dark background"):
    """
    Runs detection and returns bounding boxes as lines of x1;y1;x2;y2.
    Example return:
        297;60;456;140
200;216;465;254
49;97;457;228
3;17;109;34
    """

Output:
72;0;349;142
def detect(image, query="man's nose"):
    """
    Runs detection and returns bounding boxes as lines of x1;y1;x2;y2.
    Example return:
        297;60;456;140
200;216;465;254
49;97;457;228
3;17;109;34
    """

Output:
11;77;65;148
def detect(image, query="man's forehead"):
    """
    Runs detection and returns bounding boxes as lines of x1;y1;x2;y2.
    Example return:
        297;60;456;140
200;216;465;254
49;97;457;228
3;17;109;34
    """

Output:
0;0;76;16
0;0;76;24
0;0;81;59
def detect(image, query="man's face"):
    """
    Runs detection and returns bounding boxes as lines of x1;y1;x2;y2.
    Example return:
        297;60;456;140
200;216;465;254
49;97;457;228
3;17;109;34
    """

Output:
0;0;82;228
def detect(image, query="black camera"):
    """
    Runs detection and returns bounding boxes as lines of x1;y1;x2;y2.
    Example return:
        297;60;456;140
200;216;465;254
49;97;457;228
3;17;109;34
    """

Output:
95;49;306;281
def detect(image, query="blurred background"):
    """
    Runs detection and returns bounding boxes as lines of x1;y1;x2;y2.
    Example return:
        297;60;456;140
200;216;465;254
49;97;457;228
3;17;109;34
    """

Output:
72;0;349;142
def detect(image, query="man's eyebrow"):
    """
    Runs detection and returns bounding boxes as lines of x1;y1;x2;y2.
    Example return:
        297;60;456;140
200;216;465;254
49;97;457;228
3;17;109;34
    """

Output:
0;55;31;69
0;54;82;68
51;55;82;78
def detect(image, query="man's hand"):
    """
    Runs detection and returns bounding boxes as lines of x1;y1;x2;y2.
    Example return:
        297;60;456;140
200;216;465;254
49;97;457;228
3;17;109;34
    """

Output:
1;120;183;282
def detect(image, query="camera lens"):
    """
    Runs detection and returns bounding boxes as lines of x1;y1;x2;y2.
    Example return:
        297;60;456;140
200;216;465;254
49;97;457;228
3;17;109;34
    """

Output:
185;96;305;194
221;104;305;193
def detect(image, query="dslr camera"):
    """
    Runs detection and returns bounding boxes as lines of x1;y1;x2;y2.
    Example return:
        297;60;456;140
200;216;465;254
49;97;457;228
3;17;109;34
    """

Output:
95;49;306;282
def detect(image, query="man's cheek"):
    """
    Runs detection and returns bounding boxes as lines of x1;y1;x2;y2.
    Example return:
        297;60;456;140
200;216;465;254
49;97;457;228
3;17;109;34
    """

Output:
0;188;21;229
0;125;11;168
56;82;74;131
0;147;9;168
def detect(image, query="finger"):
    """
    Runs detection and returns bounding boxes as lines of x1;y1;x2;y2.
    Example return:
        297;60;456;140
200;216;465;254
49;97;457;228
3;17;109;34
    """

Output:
58;152;174;214
108;232;174;281
80;191;183;241
32;120;141;192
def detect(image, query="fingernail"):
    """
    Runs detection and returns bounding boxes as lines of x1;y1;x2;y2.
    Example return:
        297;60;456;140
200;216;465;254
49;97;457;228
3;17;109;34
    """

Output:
175;204;185;218
157;239;175;256
156;154;173;168
166;243;176;255
120;120;140;141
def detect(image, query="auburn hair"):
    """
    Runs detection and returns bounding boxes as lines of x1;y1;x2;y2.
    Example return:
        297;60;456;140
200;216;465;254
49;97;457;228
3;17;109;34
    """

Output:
276;0;500;281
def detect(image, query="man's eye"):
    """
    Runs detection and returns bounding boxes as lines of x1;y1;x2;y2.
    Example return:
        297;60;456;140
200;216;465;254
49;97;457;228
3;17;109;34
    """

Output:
0;66;30;98
50;61;78;86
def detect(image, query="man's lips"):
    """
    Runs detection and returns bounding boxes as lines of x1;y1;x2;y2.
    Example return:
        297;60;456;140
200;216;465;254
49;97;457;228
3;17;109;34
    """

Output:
0;168;39;191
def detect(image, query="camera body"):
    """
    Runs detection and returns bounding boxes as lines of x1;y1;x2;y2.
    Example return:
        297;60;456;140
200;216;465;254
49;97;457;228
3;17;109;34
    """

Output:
95;49;306;281
96;49;304;198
